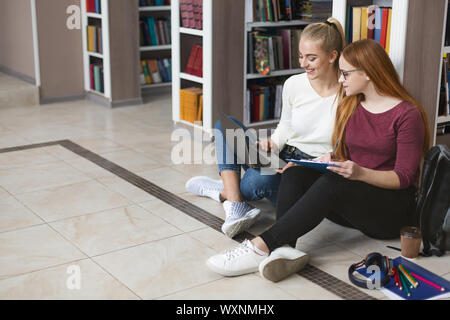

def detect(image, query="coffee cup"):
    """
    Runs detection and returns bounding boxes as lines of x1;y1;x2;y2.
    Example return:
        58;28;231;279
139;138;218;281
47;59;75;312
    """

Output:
400;226;422;259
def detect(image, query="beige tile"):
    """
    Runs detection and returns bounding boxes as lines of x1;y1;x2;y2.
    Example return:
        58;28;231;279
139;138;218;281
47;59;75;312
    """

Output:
63;156;115;179
41;145;83;161
0;259;139;300
0;225;86;280
93;234;221;299
12;123;96;144
0;131;30;149
96;175;157;203
272;274;342;300
99;149;164;173
16;180;131;222
308;244;385;299
0;186;10;199
0;161;91;195
178;192;225;220
0;148;58;170
70;137;127;154
0;195;43;233
139;199;206;232
161;274;296;300
50;205;183;256
138;166;192;195
188;228;240;253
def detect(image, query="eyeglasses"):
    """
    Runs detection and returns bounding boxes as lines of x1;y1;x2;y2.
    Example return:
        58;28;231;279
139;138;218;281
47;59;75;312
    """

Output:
339;69;362;80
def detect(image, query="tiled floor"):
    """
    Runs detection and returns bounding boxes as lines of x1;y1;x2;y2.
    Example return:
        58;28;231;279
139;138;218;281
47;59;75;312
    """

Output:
0;91;449;300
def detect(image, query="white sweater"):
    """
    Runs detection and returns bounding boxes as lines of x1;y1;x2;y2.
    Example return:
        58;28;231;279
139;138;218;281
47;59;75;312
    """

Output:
270;73;338;158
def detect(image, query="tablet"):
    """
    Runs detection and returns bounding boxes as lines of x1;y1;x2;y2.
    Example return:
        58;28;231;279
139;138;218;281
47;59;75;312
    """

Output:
285;159;337;173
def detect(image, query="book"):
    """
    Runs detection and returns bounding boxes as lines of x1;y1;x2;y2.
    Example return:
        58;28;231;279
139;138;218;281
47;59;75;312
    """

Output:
278;29;291;70
185;45;200;75
180;87;202;123
290;29;302;69
352;7;362;42
374;7;382;43
148;59;162;83
192;45;203;77
356;256;450;300
286;159;337;173
385;8;392;54
360;7;368;40
380;8;389;49
254;35;270;75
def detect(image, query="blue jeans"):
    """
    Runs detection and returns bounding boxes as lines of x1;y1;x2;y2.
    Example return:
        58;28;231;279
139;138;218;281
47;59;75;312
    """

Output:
214;116;313;206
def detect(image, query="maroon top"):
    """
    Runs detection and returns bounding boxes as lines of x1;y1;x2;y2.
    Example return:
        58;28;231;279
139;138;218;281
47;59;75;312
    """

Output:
345;101;425;189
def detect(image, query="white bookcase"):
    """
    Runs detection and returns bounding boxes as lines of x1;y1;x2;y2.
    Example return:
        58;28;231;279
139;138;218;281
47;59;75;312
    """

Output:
435;0;450;146
80;0;111;100
139;2;172;91
332;0;409;81
171;0;212;133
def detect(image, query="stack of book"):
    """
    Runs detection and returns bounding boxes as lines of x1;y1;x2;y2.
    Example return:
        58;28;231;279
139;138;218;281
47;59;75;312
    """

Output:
139;0;171;6
180;0;203;30
180;87;203;123
248;28;302;75
89;63;104;93
185;45;203;77
438;54;450;118
298;0;333;22
86;0;101;14
87;26;102;54
140;58;172;85
247;0;331;22
346;5;392;52
140;18;171;46
246;81;284;123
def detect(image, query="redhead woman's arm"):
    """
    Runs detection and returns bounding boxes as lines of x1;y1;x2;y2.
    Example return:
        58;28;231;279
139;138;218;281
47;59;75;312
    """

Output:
327;162;401;189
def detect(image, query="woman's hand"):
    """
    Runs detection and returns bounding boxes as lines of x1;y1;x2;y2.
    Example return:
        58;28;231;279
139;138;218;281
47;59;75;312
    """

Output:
276;161;298;174
256;138;277;153
327;160;364;180
316;152;332;163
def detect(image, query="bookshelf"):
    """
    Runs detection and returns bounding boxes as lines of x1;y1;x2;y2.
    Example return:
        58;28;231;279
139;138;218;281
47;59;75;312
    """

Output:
435;0;450;146
139;1;172;92
81;0;111;99
81;1;142;108
172;0;212;133
171;0;331;133
334;0;449;147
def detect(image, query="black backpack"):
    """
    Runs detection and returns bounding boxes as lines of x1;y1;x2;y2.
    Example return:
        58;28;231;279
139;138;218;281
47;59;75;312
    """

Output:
415;145;450;257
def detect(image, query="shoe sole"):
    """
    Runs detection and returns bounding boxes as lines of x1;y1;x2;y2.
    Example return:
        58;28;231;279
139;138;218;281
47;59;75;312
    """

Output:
221;209;261;238
260;254;309;283
205;259;258;277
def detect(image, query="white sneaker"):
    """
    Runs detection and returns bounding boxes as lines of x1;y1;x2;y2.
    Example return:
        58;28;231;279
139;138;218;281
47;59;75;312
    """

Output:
259;247;309;282
185;176;224;203
206;239;268;277
221;201;261;238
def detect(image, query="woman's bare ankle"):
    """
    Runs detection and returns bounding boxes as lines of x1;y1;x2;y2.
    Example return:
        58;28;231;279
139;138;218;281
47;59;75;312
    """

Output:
251;237;270;254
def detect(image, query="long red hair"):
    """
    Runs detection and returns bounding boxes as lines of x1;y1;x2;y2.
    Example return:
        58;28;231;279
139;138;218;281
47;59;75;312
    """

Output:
332;39;430;160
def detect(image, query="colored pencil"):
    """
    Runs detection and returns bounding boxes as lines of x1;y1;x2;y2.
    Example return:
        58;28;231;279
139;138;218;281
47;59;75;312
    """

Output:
398;270;411;297
410;272;446;292
399;264;418;288
393;267;400;288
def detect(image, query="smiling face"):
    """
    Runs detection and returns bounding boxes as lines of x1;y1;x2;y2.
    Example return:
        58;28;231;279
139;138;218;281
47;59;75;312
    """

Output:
299;37;338;80
338;56;370;96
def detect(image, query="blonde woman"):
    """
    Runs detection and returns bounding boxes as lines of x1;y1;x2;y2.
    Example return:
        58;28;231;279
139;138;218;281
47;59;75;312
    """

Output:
186;18;346;239
207;39;430;282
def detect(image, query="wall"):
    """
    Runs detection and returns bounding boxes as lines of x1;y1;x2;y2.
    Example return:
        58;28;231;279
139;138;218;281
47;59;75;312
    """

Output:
0;0;36;82
35;0;84;102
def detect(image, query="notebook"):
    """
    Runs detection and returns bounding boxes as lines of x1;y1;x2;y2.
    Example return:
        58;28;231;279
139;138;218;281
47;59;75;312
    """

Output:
356;256;450;300
219;112;286;170
286;159;337;173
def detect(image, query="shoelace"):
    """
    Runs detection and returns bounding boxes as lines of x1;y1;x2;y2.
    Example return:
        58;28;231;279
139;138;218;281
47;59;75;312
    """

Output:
224;240;252;261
